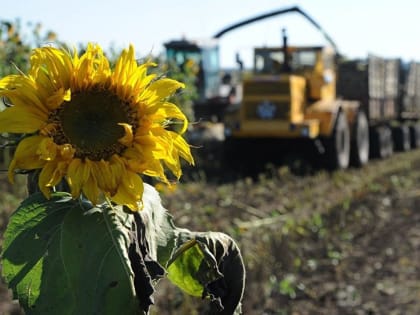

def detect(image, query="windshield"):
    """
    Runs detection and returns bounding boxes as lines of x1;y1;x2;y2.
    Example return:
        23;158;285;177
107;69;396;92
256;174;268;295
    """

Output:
254;49;318;74
166;48;202;68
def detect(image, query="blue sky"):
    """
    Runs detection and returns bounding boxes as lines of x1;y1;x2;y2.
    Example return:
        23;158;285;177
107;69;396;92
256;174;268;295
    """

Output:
1;0;419;68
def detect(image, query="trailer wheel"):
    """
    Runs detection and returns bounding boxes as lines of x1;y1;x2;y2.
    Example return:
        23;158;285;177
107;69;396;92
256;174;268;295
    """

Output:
384;126;394;157
370;126;393;159
324;110;350;170
392;125;410;152
350;111;369;167
409;124;420;148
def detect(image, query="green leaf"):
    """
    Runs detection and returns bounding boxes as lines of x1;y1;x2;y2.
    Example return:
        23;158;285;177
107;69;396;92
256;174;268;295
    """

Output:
1;192;141;315
166;239;220;297
136;184;178;267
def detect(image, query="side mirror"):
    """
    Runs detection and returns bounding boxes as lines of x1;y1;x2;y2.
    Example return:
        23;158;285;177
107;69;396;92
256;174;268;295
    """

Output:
235;52;244;71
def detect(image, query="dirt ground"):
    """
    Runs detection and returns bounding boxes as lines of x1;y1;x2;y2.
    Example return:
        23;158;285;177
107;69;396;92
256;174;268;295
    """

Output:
1;148;420;314
152;148;420;315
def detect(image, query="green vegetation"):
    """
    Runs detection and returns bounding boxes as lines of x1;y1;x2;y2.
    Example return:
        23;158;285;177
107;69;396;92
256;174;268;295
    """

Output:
0;20;59;77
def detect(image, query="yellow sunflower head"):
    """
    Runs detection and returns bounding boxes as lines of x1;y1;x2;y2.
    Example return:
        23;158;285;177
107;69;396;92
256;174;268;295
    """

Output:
0;43;194;211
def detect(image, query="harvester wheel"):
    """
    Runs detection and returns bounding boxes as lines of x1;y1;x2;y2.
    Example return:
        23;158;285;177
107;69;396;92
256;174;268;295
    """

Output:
222;137;249;174
350;111;369;167
392;125;410;152
324;110;350;170
222;137;239;168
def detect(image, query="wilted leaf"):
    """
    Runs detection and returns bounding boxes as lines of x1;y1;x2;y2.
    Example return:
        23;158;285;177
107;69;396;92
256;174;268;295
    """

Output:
137;184;246;314
177;231;246;315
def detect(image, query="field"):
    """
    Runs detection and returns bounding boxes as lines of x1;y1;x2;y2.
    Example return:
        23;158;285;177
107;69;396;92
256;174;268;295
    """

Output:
1;147;420;314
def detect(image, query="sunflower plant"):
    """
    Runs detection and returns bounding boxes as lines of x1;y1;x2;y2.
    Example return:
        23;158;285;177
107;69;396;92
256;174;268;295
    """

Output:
0;44;245;315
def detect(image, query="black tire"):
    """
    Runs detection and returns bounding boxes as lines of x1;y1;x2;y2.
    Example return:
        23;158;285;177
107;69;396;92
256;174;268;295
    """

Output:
384;126;394;157
409;124;420;149
323;110;350;170
370;126;393;159
350;111;369;167
222;137;241;168
222;137;256;176
392;125;410;152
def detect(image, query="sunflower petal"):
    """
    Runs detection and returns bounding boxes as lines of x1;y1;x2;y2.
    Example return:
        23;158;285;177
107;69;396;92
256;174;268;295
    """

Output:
141;78;185;104
9;135;46;170
38;160;67;198
0;75;49;115
82;174;100;205
0;106;46;133
149;102;189;134
39;46;74;89
46;88;71;110
37;137;58;161
67;158;90;198
110;171;144;211
117;123;134;146
171;132;195;165
91;159;117;195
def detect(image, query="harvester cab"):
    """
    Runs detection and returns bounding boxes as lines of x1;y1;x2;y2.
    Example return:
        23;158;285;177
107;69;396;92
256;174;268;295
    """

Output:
164;38;238;122
164;39;220;103
253;29;336;103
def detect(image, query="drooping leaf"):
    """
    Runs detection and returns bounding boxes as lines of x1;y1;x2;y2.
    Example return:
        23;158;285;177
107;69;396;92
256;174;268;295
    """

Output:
1;192;142;315
174;231;246;315
136;183;178;266
137;184;246;314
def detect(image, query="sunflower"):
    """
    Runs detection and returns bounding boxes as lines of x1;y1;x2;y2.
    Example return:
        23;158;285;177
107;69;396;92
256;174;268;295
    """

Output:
0;43;194;211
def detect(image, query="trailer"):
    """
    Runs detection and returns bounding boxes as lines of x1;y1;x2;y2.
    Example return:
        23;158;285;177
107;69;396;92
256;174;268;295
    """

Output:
400;62;420;147
337;57;420;159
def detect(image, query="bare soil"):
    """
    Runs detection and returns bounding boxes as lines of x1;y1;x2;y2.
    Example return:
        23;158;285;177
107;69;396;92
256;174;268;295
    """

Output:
1;148;420;315
152;148;420;315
